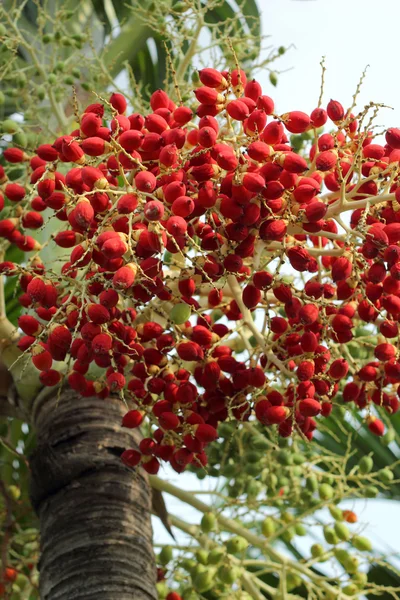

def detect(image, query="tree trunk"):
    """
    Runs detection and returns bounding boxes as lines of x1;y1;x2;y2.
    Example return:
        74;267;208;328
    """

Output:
28;388;157;600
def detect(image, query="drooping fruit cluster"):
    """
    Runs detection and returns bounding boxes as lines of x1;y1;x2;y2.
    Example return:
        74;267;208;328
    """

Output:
1;67;399;473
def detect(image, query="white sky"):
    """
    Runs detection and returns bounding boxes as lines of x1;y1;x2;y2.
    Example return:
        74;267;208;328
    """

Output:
257;0;400;131
153;0;400;564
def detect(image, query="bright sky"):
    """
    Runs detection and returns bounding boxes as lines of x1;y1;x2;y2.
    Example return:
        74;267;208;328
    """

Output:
153;0;400;563
258;0;400;130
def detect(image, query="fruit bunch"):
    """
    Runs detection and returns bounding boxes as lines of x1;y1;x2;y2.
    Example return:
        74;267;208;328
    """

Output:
1;67;399;474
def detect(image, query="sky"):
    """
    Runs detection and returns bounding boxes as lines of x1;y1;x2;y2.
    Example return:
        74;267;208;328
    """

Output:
153;0;400;563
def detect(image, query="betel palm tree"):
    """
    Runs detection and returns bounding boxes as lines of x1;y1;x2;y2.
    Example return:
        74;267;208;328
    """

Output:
0;1;284;598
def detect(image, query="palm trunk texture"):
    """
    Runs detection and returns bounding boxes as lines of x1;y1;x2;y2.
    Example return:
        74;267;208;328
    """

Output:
28;388;157;600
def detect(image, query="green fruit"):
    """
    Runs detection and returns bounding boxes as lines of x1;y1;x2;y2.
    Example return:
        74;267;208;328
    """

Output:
329;505;343;521
64;76;75;86
48;73;57;85
170;302;191;324
195;549;209;565
0;24;6;36
42;33;53;44
334;522;350;541
261;517;276;537
13;131;27;147
221;462;236;478
158;545;173;565
319;483;334;501
252;437;270;451
352;571;368;586
378;468;394;483
281;511;295;524
2;119;20;134
156;581;169;598
269;72;278;87
217;564;239;585
282;528;295;543
352;536;372;552
226;536;248;554
359;456;373;474
342;583;358;595
182;589;200;600
311;543;325;559
277;450;292;465
180;558;196;573
323;526;339;545
208;548;225;565
334;548;351;564
37;86;46;101
286;572;302;591
306;475;318;493
8;485;21;501
245;450;262;463
201;512;216;533
246;480;262;498
383;429;395;445
295;523;307;536
0;91;5;105
245;462;261;476
292;452;305;465
193;568;215;593
343;556;359;574
365;485;379;498
278;45;286;55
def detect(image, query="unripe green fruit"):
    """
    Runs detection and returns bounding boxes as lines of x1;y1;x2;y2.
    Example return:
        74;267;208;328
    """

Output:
306;475;318;493
286;572;302;591
64;76;75;86
226;536;248;554
292;466;303;477
208;548;225;565
329;505;343;521
48;73;57;85
195;549;209;565
217;564;240;585
323;526;339;545
37;86;46;101
269;72;278;86
0;91;5;105
310;543;325;559
319;483;334;501
246;480;262;498
158;545;173;565
193;568;215;593
2;119;20;134
276;450;292;465
352;536;372;552
156;581;169;598
42;33;53;43
278;45;286;55
264;473;278;488
13;132;27;147
343;556;359;574
261;517;276;537
334;548;351;564
295;523;307;536
252;437;270;451
359;456;373;474
334;522;350;541
342;583;358;596
221;462;236;478
277;476;289;488
179;558;196;573
281;528;295;543
365;485;379;498
182;588;200;600
201;512;216;533
170;302;191;324
245;462;261;476
352;571;368;586
383;429;395;445
378;468;394;483
0;24;6;36
281;511;295;524
8;485;21;501
245;450;262;463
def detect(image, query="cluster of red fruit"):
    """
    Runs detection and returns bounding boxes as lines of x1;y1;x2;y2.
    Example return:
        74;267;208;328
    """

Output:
0;67;399;473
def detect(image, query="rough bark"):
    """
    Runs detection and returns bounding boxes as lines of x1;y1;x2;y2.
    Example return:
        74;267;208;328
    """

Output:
29;387;157;600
